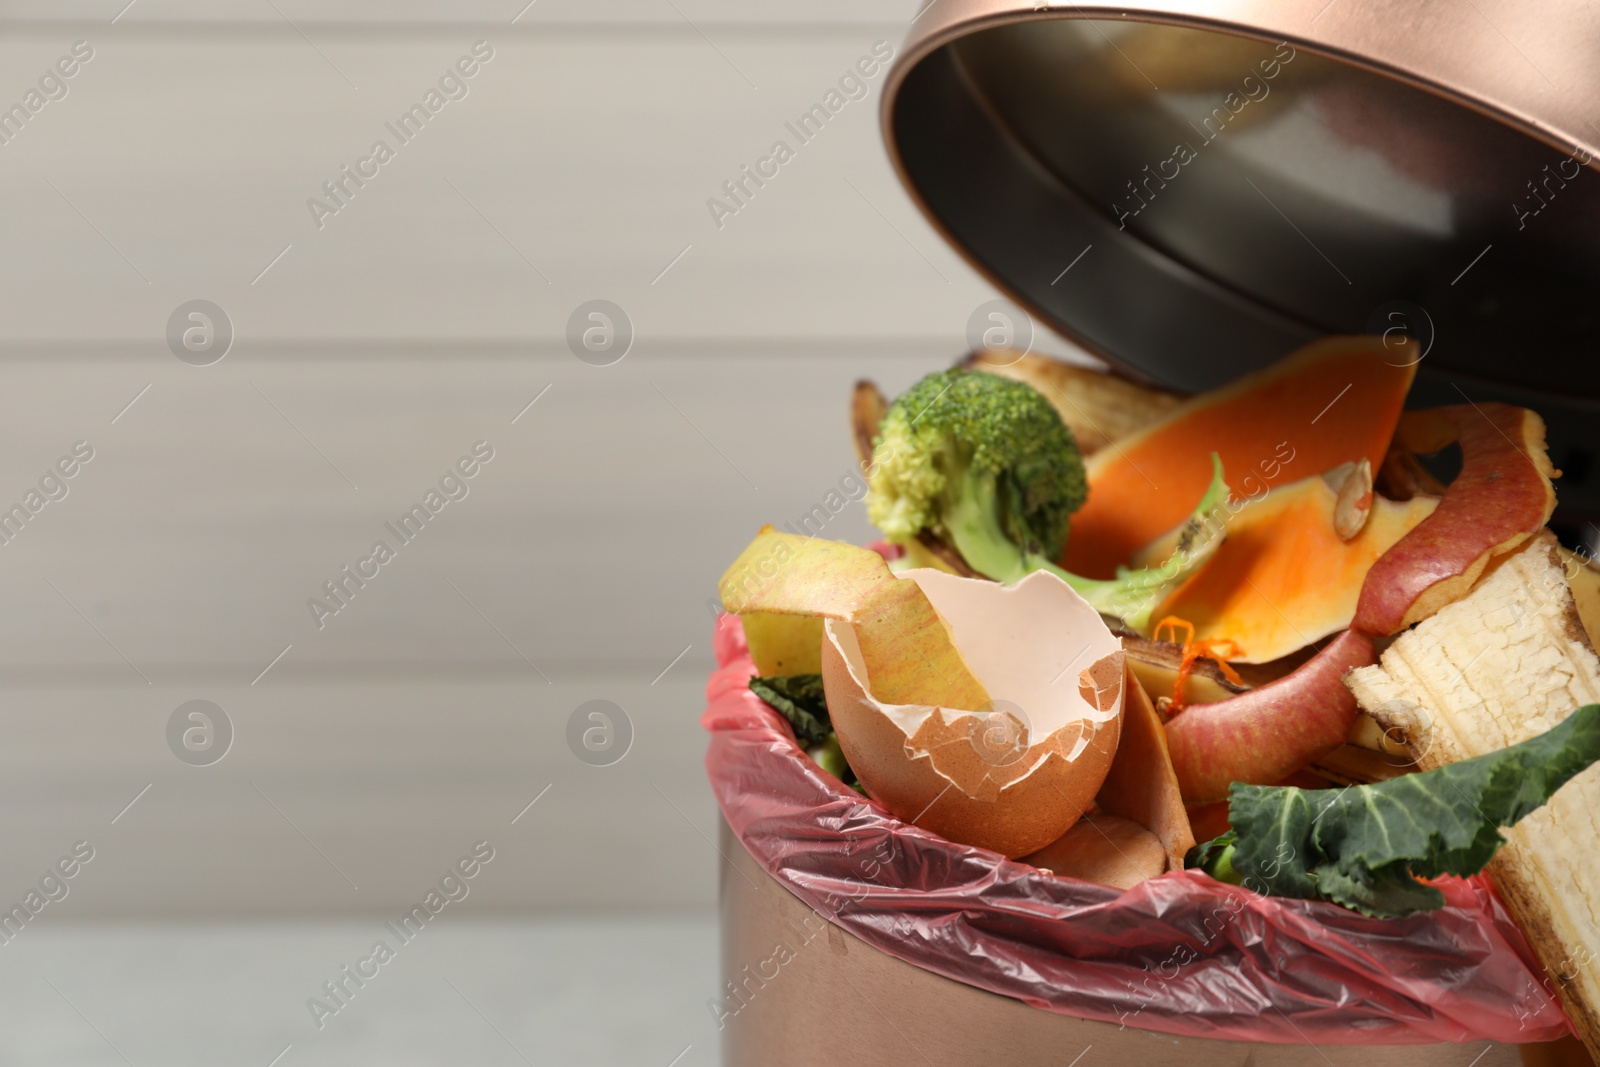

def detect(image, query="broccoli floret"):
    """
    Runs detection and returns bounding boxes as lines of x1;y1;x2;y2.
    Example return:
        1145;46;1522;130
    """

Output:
866;368;1228;634
869;369;1086;565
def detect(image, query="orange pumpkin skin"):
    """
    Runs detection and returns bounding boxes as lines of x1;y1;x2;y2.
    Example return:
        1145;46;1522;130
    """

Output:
1153;475;1438;663
1063;336;1418;579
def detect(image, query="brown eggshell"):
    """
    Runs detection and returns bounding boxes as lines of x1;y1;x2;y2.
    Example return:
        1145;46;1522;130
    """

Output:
1023;814;1168;890
822;569;1125;859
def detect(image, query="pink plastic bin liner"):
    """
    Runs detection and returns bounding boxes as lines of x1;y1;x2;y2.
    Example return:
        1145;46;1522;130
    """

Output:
702;613;1573;1045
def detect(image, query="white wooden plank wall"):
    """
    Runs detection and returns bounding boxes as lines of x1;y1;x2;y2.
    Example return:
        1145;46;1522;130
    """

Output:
0;3;1102;915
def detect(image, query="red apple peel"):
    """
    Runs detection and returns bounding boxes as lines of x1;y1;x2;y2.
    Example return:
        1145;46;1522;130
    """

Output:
1165;629;1377;804
1353;403;1557;635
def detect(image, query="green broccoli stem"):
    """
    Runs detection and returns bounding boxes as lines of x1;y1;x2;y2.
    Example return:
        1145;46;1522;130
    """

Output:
1028;557;1187;634
812;735;851;783
941;463;1033;583
1206;843;1242;885
943;454;1229;635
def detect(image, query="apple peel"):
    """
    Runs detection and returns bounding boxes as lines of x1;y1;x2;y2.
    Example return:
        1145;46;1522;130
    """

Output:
739;613;824;676
1354;403;1558;635
718;528;989;710
1165;628;1377;803
823;569;1125;858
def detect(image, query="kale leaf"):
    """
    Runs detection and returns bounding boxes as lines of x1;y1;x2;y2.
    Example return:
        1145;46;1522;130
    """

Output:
749;674;832;746
748;674;863;792
1190;704;1600;917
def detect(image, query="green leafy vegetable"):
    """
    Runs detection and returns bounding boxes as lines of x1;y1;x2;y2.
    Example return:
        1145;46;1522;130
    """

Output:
749;674;831;745
1187;832;1237;881
749;674;863;792
1189;704;1600;917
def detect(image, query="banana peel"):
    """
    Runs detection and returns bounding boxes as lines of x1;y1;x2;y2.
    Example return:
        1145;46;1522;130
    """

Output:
1345;532;1600;1058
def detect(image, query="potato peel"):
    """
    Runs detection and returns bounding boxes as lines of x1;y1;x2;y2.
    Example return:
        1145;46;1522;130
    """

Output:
1096;665;1195;872
1022;814;1167;890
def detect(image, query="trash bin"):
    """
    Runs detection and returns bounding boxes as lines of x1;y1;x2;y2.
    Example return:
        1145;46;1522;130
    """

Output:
706;1;1600;1060
704;616;1586;1065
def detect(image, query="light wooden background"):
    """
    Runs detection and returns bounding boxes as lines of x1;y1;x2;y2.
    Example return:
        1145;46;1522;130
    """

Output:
0;0;1097;916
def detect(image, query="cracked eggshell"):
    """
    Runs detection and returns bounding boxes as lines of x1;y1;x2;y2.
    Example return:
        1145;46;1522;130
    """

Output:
822;568;1125;858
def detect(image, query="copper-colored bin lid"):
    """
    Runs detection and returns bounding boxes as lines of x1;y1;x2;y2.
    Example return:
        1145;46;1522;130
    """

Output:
880;0;1600;533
